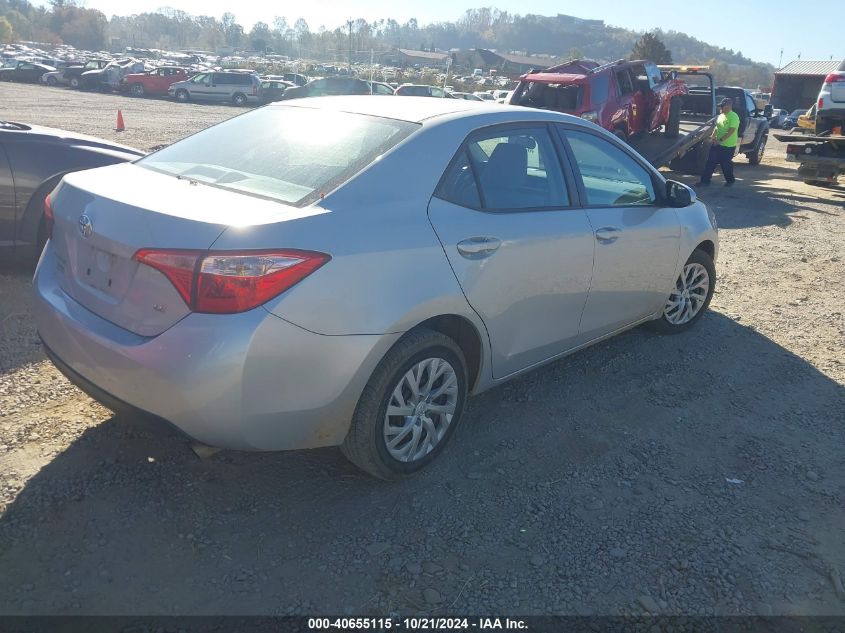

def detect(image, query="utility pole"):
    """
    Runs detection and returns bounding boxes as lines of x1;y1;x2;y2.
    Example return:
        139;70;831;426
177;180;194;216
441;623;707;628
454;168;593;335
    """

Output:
347;19;353;72
778;48;783;69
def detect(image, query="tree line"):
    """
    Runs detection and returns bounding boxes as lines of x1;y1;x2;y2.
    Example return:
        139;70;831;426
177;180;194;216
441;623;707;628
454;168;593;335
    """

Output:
0;1;773;88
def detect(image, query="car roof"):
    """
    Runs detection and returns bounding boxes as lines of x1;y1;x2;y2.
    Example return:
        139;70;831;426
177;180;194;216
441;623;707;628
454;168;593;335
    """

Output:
270;95;579;125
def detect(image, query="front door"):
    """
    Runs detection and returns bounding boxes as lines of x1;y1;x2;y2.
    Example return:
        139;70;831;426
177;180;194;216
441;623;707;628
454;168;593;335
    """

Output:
0;145;15;245
558;127;680;341
428;125;595;378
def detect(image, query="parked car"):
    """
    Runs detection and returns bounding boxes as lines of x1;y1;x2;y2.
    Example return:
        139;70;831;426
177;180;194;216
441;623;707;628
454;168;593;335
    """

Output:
260;79;294;103
33;97;717;479
815;59;845;135
473;92;496;101
767;108;788;128
280;77;371;100
0;60;55;83
783;109;806;129
714;86;771;164
0;120;143;260
41;68;66;86
366;80;395;95
168;71;261;106
395;84;452;98
63;59;110;89
80;59;144;91
122;66;188;96
509;59;688;140
797;103;817;132
282;72;308;86
450;92;484;101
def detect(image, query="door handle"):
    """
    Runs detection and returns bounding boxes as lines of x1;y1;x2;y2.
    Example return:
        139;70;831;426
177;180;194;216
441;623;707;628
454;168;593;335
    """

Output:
456;236;502;259
595;227;621;243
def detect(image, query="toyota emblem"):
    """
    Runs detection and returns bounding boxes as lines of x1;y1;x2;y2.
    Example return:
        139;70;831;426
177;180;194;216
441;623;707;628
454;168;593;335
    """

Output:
78;214;93;239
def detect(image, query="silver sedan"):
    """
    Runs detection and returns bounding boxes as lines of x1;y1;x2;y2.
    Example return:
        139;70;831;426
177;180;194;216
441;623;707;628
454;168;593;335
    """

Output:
33;97;718;479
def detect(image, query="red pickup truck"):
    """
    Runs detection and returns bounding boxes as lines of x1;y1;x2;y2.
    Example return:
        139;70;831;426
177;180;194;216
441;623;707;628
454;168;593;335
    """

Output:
509;59;688;141
122;67;188;97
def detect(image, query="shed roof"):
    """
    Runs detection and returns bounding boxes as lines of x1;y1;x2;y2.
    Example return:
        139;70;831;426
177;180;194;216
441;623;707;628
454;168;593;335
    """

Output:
775;60;841;76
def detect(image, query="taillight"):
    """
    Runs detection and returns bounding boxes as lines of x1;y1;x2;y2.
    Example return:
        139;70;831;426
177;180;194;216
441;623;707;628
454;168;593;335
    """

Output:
819;98;824;109
43;194;55;240
134;249;330;314
824;73;845;83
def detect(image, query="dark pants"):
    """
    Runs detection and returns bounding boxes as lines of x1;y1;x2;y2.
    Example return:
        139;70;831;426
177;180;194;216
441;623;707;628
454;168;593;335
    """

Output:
701;144;736;184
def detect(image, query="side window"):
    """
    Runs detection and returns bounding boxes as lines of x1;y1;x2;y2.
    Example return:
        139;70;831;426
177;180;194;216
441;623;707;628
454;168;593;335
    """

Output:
467;127;569;210
431;87;445;98
564;129;656;206
616;70;633;95
436;150;481;209
191;73;207;84
745;94;756;114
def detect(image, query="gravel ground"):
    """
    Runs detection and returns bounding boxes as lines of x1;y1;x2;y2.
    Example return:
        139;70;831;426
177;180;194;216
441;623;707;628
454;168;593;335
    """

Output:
0;82;844;616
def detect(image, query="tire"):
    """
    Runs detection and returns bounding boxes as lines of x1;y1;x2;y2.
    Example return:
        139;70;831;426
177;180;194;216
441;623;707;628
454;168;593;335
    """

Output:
664;96;681;138
648;248;716;334
341;328;468;480
69;76;80;89
175;89;189;103
46;76;58;86
746;133;767;165
131;83;144;97
232;92;247;106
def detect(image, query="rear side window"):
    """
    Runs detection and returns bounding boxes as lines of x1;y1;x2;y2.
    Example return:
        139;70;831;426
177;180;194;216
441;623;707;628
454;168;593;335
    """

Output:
439;127;568;210
588;74;610;105
564;129;656;206
139;107;418;207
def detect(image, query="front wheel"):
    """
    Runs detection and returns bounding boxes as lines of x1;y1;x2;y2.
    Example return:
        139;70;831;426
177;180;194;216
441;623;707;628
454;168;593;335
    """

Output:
175;89;189;102
46;76;58;86
648;249;716;334
69;76;80;89
130;83;144;96
341;329;468;480
747;134;767;165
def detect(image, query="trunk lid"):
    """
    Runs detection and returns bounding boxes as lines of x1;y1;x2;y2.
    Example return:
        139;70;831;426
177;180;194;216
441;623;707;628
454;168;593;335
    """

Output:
48;162;315;336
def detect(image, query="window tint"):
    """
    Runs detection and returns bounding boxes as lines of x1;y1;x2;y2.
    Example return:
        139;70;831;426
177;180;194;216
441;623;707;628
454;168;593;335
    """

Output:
466;127;568;210
437;150;481;208
745;94;756;113
139;107;417;207
564;129;656;206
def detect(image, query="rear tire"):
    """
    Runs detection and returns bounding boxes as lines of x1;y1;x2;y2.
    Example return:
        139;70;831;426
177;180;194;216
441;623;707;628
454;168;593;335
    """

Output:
664;97;681;138
232;92;247;106
648;248;716;334
341;329;468;480
69;76;80;89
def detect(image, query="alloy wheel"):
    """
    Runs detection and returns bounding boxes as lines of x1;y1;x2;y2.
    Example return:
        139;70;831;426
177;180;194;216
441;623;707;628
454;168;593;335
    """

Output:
664;263;710;325
382;357;458;463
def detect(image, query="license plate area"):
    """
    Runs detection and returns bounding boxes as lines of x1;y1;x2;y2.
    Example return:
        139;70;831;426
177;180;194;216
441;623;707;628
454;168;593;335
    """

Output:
80;245;119;294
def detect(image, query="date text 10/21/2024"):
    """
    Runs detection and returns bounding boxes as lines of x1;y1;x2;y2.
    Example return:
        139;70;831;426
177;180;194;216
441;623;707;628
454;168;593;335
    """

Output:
307;618;528;630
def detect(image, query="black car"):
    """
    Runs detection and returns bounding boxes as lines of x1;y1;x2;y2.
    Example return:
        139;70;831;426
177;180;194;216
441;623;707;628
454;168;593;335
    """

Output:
0;121;144;260
0;61;56;83
783;109;807;129
260;79;294;103
768;108;788;129
280;77;372;100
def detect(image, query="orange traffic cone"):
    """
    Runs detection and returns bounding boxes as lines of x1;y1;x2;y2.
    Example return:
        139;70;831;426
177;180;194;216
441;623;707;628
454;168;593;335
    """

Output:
115;110;125;132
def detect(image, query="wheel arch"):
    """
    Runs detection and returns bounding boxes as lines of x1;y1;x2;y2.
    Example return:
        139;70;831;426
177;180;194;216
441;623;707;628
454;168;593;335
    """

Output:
695;239;716;261
406;314;486;393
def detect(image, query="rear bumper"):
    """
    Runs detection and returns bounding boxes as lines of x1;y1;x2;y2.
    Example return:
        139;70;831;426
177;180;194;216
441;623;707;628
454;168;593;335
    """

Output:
33;245;400;451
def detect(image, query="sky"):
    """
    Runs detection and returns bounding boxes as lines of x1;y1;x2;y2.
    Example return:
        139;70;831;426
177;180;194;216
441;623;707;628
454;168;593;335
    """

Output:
38;0;844;67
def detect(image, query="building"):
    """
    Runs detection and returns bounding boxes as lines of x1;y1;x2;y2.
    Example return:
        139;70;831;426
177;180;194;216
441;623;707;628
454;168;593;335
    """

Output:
381;48;449;68
454;49;565;77
771;60;842;111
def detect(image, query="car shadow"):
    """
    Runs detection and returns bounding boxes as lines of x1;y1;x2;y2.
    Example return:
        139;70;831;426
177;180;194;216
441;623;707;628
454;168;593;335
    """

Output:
665;162;843;230
0;259;42;374
1;312;844;615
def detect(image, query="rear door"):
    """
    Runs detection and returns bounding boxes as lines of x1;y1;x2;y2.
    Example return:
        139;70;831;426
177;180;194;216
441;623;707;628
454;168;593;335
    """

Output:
615;68;645;135
427;124;595;378
558;126;680;341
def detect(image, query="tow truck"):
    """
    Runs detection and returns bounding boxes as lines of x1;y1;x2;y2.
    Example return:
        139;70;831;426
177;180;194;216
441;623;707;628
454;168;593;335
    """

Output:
774;129;845;186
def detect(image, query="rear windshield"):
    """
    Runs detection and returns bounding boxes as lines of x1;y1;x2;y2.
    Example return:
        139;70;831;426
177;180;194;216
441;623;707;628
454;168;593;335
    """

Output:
514;81;584;111
138;106;418;206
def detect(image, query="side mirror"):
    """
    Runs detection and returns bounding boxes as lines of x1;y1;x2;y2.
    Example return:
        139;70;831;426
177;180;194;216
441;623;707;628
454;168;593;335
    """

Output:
666;180;696;207
763;104;773;117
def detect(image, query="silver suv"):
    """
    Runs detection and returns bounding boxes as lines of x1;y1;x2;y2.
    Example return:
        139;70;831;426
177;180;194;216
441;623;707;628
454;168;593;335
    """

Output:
168;71;261;106
816;59;845;135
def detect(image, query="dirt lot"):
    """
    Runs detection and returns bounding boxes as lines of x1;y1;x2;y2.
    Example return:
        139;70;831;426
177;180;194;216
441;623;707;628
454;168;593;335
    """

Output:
1;82;844;616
